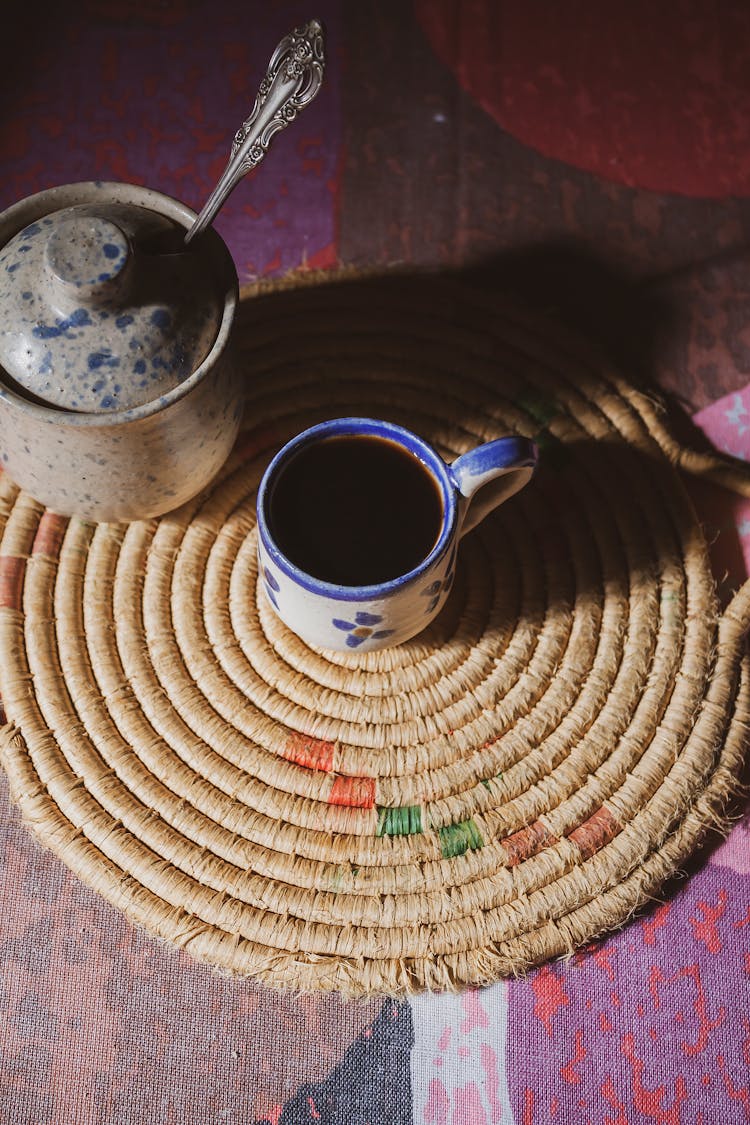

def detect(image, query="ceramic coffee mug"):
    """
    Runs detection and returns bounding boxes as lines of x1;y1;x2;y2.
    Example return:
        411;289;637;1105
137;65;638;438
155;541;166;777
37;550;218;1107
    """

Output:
256;417;538;651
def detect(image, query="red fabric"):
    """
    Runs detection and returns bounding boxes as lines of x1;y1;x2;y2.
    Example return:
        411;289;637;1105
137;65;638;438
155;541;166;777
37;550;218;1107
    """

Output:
416;0;750;197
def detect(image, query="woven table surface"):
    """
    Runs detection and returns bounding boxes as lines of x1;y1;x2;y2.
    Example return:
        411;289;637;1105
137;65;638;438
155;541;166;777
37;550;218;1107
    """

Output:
1;272;748;997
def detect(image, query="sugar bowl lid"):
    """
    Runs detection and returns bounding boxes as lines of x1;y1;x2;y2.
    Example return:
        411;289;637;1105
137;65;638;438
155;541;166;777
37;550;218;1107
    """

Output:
0;202;223;412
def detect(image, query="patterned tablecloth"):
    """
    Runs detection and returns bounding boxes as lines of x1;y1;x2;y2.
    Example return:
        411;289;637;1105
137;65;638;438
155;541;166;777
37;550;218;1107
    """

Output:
1;3;749;1122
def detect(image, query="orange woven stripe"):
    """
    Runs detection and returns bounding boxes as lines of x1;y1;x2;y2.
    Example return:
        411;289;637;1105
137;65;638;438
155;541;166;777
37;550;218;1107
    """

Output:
569;807;621;860
502;820;557;866
328;775;376;809
282;732;335;772
32;512;68;558
0;556;25;610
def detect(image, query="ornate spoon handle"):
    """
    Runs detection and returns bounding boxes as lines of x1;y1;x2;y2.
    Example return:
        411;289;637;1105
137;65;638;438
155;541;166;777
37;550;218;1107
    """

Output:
184;19;325;244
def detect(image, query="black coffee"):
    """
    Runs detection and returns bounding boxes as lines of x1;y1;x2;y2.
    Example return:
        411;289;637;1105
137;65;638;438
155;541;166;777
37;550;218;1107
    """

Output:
268;434;444;586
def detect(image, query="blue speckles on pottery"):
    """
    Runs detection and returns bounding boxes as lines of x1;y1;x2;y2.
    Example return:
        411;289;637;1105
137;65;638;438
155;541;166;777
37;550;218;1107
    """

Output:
32;307;93;339
151;308;171;330
87;351;119;371
0;180;240;521
0;202;221;413
45;213;129;292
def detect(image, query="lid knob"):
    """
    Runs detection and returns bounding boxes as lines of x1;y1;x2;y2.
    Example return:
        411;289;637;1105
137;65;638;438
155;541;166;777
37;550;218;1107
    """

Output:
0;202;222;413
44;214;132;307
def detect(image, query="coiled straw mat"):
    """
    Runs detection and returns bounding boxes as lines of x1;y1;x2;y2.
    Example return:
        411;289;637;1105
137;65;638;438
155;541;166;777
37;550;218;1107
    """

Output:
1;271;749;998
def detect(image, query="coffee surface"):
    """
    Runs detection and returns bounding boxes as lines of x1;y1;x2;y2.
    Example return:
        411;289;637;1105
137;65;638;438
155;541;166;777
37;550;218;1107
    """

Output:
268;434;444;585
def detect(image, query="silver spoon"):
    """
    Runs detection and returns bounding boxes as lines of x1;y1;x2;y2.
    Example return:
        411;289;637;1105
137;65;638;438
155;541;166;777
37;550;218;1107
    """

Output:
184;19;326;245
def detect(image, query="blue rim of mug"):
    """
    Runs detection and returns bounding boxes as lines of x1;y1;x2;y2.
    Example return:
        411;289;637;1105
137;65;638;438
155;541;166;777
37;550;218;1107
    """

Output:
256;417;458;602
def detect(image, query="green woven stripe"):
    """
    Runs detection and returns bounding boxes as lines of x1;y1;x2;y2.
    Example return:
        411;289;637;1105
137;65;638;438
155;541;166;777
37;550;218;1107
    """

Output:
515;390;569;467
376;805;422;837
515;391;560;428
328;862;360;893
438;818;484;858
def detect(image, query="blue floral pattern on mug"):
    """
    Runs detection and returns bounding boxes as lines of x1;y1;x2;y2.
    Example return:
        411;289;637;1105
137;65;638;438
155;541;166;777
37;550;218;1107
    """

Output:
420;546;457;613
332;611;396;648
263;566;280;609
256;417;537;651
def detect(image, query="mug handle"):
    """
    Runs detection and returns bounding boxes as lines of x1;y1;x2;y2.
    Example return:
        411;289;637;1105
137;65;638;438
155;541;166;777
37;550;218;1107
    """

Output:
448;436;538;537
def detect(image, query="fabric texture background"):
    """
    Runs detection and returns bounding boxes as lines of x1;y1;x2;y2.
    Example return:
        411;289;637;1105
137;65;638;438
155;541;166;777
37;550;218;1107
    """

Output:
1;2;749;1122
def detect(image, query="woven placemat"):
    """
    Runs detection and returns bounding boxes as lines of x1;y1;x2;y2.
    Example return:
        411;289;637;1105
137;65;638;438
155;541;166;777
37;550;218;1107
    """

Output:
1;271;749;997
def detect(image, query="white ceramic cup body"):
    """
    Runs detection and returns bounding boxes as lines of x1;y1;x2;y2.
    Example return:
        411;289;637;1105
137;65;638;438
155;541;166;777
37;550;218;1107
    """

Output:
0;181;241;522
257;417;537;652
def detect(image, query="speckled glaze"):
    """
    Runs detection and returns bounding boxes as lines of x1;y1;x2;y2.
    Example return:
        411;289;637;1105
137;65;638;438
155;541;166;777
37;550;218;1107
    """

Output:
0;204;221;412
257;418;538;652
0;182;240;522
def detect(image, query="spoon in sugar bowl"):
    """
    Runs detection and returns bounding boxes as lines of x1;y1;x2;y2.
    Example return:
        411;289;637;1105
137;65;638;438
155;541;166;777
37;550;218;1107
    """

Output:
0;20;326;522
185;18;326;244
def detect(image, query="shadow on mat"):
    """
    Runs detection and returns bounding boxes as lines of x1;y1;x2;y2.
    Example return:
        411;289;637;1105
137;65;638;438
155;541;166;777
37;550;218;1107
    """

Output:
233;256;749;622
236;249;728;447
234;260;750;888
234;257;747;591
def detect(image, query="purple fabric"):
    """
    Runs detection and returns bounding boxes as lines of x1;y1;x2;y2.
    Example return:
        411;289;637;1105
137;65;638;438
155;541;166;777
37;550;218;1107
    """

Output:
0;2;341;280
1;3;749;1122
506;861;750;1124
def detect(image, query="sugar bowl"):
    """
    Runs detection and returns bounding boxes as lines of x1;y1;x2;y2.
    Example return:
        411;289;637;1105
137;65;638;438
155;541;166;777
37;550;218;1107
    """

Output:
0;180;240;522
0;20;326;523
